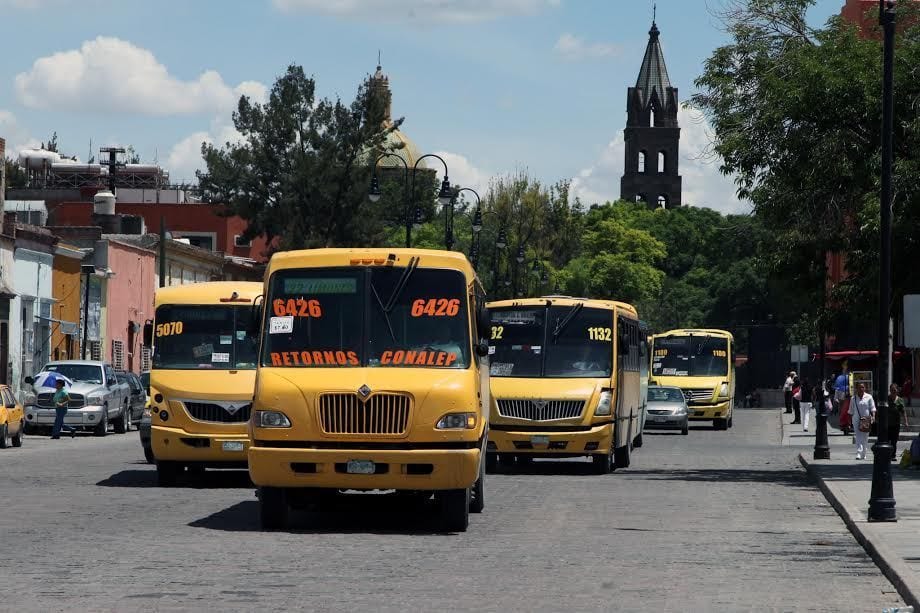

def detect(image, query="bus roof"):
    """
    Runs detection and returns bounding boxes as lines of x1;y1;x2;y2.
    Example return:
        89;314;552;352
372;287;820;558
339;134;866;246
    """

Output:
154;281;263;307
653;328;734;341
486;296;639;318
267;248;477;279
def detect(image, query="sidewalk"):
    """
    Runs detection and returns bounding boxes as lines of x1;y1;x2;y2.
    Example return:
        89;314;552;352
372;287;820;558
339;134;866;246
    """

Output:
783;409;920;610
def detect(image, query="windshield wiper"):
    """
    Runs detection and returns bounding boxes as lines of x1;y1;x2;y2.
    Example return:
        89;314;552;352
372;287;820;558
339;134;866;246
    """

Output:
370;256;419;343
371;283;397;343
552;303;583;343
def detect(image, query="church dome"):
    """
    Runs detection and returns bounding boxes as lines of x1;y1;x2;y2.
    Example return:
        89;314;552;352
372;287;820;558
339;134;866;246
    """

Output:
366;63;426;170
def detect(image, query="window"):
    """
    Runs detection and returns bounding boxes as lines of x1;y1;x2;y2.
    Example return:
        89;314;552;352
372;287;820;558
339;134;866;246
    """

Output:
234;234;252;248
140;346;152;372
112;339;125;371
90;340;102;361
657;195;668;209
650;107;656;127
177;232;216;251
638;151;646;173
658;151;666;174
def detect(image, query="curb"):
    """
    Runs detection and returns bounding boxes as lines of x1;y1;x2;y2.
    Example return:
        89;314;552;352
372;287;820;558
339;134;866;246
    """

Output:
799;453;920;610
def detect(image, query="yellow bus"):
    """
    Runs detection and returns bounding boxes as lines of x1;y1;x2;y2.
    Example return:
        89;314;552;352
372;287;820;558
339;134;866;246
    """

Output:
486;297;646;474
247;248;489;531
143;281;262;486
649;329;735;430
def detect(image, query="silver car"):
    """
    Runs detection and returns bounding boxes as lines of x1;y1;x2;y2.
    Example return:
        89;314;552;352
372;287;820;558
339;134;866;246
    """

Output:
644;385;689;435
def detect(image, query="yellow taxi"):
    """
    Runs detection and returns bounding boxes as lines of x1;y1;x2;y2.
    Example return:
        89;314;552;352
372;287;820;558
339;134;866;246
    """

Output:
0;384;25;448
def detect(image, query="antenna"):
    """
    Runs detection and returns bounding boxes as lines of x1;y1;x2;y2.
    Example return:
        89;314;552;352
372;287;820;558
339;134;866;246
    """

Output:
378;49;381;67
653;3;656;24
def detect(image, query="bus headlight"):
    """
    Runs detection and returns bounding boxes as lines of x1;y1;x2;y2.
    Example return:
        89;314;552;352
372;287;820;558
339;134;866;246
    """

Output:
719;383;729;398
436;412;477;430
256;410;292;428
594;391;612;416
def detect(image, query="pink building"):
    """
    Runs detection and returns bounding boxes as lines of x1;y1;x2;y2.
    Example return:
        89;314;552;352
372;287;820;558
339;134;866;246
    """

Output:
104;239;156;373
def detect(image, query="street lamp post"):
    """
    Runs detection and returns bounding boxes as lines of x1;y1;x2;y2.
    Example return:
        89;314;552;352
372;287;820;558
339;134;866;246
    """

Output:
453;188;483;265
868;0;897;523
368;153;451;248
492;228;507;295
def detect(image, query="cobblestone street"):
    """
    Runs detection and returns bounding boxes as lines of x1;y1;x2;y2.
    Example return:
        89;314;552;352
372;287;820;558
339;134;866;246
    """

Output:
0;409;904;612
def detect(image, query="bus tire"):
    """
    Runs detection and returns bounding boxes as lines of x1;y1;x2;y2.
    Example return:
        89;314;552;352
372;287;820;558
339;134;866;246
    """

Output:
714;418;727;430
156;461;182;487
439;488;470;532
259;487;289;530
727;411;734;428
592;447;613;474
485;452;497;474
614;444;630;469
469;460;485;514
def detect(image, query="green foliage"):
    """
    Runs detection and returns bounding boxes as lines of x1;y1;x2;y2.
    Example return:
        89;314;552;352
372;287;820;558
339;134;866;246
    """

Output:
199;64;403;251
4;157;28;189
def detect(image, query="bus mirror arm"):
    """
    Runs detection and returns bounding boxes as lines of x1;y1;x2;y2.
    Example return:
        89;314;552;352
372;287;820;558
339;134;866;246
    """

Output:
249;295;264;335
475;339;490;357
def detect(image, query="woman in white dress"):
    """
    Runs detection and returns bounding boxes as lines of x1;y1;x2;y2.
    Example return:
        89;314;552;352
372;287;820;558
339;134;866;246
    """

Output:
849;382;876;460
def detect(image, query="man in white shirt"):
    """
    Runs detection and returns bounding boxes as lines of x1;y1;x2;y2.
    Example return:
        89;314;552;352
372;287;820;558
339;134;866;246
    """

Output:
783;371;795;414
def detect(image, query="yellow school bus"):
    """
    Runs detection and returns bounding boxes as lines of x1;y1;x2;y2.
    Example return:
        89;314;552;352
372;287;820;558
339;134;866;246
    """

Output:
144;281;262;486
649;329;735;430
486;297;646;474
248;248;489;531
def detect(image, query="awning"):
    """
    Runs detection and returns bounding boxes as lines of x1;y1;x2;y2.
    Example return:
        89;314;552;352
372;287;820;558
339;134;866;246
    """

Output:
38;315;79;335
821;350;907;361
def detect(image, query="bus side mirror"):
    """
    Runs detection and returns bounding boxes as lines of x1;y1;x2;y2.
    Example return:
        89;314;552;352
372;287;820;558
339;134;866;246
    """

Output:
142;321;153;347
475;339;490;357
249;296;264;334
476;306;490;340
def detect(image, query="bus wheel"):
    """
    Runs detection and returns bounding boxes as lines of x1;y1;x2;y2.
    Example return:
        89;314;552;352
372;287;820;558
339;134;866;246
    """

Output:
714;418;727;430
156;461;183;487
485;452;497;474
614;444;630;469
592;446;613;474
439;488;470;532
727;411;734;428
259;487;289;530
469;461;485;513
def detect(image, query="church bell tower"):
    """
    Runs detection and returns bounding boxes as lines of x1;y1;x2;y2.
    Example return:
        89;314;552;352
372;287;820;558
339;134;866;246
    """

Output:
619;18;682;209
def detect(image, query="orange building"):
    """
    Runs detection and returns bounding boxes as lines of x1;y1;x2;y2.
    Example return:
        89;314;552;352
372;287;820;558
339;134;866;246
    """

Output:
50;243;84;361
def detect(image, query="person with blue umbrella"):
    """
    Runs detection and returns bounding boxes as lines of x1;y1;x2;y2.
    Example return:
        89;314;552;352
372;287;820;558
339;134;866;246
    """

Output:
50;379;76;440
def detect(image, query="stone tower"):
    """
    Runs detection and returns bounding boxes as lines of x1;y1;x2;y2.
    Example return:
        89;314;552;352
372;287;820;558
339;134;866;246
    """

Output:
619;19;682;209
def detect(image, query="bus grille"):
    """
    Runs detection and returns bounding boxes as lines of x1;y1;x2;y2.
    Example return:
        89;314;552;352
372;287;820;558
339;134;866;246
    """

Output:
36;392;85;409
319;393;411;435
496;399;585;421
682;388;714;404
184;401;252;423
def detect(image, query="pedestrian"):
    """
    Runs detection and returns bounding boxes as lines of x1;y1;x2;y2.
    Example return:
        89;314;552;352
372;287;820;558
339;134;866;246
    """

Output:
849;382;876;460
887;383;909;461
791;374;802;424
50;379;76;440
800;377;813;432
783;371;794;414
833;368;849;415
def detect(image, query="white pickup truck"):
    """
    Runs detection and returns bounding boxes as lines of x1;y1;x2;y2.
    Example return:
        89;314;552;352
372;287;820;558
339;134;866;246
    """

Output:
24;360;132;436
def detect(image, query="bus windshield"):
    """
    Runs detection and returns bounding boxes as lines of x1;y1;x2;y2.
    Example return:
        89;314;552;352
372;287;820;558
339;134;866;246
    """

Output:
652;335;728;377
262;267;470;368
489;305;614;378
153;305;257;370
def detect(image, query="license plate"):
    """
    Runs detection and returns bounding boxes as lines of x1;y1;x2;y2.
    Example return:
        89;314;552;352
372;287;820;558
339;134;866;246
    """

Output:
531;435;550;445
650;416;666;422
221;441;245;452
346;460;375;474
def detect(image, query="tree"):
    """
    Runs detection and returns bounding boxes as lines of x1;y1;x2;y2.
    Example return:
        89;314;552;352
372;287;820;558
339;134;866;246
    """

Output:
4;157;28;189
199;64;404;251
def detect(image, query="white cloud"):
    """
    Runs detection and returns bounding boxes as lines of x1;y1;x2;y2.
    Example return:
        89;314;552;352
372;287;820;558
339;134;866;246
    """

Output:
0;110;42;155
166;118;245;183
15;36;267;116
434;150;490;198
273;0;560;23
553;33;621;61
570;105;750;214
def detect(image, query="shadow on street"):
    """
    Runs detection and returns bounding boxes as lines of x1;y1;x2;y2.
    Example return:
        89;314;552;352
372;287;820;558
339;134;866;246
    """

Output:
96;469;253;489
622;467;813;488
190;496;467;535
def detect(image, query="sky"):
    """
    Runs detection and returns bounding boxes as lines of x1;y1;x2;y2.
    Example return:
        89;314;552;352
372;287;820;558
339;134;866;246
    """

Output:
0;0;848;214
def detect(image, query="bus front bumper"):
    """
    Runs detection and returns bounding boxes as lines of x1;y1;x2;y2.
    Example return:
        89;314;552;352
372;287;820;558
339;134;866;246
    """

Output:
248;444;481;490
152;425;250;465
688;400;731;420
488;423;613;456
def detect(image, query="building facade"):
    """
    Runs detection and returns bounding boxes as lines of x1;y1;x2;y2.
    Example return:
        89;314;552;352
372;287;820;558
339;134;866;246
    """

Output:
50;243;83;361
104;239;156;373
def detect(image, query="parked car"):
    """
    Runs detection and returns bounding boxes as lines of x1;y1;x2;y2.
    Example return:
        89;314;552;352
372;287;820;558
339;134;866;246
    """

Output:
644;385;689;435
0;384;24;448
116;372;147;428
24;361;132;436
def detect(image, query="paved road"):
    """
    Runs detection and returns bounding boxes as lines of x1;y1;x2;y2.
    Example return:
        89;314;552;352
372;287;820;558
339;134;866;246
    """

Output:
0;409;904;612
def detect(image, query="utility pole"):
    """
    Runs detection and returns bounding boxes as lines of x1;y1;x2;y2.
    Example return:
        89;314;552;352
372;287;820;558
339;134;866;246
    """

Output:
159;215;167;288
